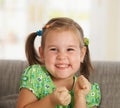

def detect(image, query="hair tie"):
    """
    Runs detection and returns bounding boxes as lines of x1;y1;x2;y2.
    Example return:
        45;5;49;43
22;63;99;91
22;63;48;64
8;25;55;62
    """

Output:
36;30;42;36
84;37;89;46
45;24;50;28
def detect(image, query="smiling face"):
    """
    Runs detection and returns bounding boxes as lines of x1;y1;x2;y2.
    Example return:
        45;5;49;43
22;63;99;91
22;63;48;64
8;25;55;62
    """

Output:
39;30;86;80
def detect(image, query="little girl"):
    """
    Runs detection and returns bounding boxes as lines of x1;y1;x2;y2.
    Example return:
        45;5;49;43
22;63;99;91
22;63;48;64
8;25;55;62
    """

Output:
17;17;101;108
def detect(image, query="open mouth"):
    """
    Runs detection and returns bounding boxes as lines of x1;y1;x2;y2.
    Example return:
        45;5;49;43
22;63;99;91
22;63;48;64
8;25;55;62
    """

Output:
55;64;70;69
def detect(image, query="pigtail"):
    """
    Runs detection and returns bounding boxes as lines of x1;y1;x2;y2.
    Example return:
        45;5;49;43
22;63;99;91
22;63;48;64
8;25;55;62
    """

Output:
25;32;41;65
80;45;93;80
74;22;93;80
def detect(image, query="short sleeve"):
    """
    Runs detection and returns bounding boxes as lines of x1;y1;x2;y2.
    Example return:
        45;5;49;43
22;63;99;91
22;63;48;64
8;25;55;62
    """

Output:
20;65;56;99
20;65;41;98
86;83;101;108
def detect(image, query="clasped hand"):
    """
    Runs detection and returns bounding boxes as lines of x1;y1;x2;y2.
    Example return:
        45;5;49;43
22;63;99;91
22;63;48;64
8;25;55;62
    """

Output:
51;75;91;106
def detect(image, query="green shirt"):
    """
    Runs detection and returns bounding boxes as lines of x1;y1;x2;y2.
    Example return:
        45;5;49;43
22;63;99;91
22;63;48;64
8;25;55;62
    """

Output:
20;65;101;108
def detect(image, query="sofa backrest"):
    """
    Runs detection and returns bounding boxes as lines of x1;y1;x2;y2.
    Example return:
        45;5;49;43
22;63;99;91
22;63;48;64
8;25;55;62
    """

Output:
0;60;27;96
91;61;120;108
0;60;120;108
0;60;28;108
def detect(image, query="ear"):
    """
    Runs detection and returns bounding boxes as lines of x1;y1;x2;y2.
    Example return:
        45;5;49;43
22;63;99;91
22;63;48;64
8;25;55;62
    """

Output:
39;46;44;62
80;46;86;63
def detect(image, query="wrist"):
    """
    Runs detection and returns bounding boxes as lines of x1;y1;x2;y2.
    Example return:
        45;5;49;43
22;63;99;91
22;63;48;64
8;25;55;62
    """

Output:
49;93;57;106
74;94;86;104
74;96;86;108
74;94;86;100
74;92;86;99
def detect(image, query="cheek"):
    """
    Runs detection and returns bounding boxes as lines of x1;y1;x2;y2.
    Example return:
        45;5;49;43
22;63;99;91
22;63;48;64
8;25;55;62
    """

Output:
44;53;55;64
72;57;81;72
71;53;81;64
73;52;81;64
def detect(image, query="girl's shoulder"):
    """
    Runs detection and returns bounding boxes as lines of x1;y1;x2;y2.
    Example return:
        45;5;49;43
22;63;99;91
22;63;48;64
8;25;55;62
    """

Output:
21;64;52;84
20;64;55;99
23;64;48;75
24;64;46;71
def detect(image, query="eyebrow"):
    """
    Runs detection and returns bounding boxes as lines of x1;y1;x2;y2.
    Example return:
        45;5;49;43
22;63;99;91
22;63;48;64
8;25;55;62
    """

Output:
47;45;78;48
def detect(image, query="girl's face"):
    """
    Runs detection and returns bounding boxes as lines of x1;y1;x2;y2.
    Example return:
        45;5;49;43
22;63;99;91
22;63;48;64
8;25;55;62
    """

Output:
39;30;86;80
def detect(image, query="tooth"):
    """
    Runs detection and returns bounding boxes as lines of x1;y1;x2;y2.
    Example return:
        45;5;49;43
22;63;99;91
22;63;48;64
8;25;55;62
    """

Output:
56;64;68;68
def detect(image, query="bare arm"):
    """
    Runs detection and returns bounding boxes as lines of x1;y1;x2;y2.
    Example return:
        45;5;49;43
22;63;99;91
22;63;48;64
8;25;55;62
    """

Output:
74;95;86;108
74;97;98;108
17;87;71;108
74;75;91;108
16;88;56;108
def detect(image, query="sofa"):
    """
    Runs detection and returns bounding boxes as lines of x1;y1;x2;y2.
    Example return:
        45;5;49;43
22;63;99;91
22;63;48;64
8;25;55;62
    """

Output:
0;59;120;108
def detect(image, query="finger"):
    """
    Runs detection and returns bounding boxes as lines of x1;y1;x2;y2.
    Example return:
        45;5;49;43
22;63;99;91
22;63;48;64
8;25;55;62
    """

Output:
54;87;69;100
56;87;68;93
62;93;71;105
65;94;71;103
78;75;86;88
78;75;91;89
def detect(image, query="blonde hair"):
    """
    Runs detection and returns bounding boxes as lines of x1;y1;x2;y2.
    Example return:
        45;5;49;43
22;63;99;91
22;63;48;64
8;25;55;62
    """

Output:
25;17;93;79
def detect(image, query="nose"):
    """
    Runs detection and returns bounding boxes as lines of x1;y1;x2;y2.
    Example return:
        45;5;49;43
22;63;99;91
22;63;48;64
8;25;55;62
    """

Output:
57;52;67;60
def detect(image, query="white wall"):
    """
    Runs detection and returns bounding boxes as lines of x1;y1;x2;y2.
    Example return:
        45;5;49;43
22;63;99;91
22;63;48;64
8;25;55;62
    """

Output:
90;0;120;61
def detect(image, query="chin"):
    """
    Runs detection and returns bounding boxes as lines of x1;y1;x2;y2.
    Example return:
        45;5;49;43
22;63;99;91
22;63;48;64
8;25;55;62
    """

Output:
56;74;73;79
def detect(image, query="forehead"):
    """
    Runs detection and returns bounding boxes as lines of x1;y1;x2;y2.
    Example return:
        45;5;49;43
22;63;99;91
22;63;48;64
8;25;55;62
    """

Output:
45;30;80;45
48;29;78;38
